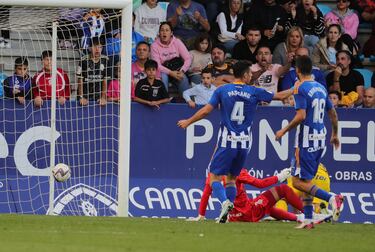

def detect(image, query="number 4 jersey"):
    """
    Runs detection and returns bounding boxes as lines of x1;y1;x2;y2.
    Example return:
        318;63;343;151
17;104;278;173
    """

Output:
293;80;333;151
209;83;274;149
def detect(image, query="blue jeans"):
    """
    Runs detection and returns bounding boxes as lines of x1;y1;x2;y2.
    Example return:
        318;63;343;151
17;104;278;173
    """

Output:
304;35;320;54
161;72;190;96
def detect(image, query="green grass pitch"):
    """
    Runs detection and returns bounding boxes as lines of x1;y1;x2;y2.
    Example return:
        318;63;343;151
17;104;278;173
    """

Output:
0;215;374;252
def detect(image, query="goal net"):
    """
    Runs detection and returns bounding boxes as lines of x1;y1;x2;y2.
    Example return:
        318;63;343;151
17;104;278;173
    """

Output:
0;2;132;217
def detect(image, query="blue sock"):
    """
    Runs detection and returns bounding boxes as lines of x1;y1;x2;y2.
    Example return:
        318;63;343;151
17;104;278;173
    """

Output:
211;181;227;203
303;198;313;220
314;188;332;202
225;183;236;202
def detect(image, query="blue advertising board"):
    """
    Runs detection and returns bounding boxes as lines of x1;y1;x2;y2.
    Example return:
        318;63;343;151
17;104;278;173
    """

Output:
0;100;374;223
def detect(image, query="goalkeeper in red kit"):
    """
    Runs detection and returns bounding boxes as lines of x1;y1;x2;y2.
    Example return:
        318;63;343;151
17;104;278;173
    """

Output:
190;168;304;222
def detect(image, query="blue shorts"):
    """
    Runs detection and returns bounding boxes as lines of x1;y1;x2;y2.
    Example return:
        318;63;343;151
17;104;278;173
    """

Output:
208;147;249;176
293;147;323;180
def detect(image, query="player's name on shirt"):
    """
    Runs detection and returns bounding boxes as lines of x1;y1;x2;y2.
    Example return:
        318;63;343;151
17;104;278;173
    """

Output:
307;86;326;97
227;89;252;98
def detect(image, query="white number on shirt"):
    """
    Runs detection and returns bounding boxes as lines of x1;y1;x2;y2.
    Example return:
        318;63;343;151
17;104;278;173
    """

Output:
231;101;245;125
312;98;325;123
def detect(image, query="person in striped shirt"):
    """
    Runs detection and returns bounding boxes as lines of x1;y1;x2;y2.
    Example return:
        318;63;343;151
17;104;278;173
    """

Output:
275;55;343;229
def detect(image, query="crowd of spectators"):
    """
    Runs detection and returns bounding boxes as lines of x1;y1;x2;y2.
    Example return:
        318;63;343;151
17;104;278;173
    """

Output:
0;0;374;109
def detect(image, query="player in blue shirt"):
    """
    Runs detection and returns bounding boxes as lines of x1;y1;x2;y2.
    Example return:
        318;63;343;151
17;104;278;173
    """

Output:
275;56;343;229
178;61;294;223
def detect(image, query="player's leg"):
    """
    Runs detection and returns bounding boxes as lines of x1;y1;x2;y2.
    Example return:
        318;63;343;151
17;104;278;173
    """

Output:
217;174;236;223
268;207;299;222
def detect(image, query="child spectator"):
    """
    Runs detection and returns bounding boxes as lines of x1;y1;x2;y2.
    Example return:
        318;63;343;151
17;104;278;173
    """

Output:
282;95;295;106
328;90;342;108
107;61;134;103
188;33;212;86
32;51;70;107
183;68;216;108
134;0;167;43
3;57;32;104
77;37;108;106
134;59;170;109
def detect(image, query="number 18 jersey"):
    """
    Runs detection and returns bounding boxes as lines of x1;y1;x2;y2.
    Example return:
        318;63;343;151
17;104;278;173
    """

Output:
209;83;274;149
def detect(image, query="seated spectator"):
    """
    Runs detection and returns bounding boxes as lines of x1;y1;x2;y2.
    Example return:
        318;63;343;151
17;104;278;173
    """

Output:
326;50;364;106
195;0;226;25
3;57;32;104
107;61;132;103
183;68;216;108
312;24;350;74
32;51;70;107
273;26;304;66
360;2;375;57
134;59;170;108
243;0;287;51
151;22;192;96
214;0;245;53
250;46;292;94
328;90;342;107
280;47;326;91
77;37;108;106
282;94;295;106
134;0;167;43
188;33;212;86
286;0;325;52
205;44;235;86
358;87;375;108
324;0;359;54
80;9;105;52
232;26;261;63
167;0;210;49
132;41;161;86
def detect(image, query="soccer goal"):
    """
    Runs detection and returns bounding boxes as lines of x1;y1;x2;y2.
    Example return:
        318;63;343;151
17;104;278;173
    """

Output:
0;0;132;217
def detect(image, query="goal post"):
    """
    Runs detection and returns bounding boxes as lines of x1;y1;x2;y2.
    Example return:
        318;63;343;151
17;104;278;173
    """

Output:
0;0;133;217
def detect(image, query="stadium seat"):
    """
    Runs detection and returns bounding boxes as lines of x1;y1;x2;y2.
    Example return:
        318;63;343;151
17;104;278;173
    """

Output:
354;68;374;88
317;4;332;16
159;1;170;11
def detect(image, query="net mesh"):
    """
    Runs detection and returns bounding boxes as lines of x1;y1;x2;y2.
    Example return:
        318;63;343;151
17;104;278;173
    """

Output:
0;6;123;216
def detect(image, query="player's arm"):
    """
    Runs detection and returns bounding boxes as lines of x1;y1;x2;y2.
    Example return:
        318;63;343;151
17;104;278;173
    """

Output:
237;171;278;188
177;104;214;129
272;88;293;100
327;108;340;149
275;108;306;140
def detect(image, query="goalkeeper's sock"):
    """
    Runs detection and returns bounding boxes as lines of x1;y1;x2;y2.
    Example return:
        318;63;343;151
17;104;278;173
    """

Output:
269;207;297;221
198;184;212;216
211;181;227;203
309;185;332;202
303;198;313;220
277;184;303;212
225;182;236;202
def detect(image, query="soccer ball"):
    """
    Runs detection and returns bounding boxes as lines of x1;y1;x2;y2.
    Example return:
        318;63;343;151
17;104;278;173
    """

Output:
52;163;71;182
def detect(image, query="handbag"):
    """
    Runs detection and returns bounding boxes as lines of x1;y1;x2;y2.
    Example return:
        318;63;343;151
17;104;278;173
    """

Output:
163;57;184;71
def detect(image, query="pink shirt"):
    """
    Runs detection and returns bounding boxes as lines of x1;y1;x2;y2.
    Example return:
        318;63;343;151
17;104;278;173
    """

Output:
107;79;135;99
250;63;282;94
324;10;359;40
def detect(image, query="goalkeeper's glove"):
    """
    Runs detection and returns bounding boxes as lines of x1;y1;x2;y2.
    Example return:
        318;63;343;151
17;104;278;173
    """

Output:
277;167;292;182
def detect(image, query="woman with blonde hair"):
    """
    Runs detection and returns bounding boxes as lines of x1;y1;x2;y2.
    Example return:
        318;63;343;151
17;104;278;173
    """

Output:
273;26;304;65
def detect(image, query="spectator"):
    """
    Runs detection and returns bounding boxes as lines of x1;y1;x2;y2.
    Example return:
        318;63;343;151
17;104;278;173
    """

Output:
167;0;210;49
232;26;262;63
324;0;359;54
32;51;70;107
132;41;161;86
80;9;105;52
286;0;325;52
107;62;131;103
195;0;226;25
151;22;192;96
250;45;292;94
312;24;350;74
188;33;212;86
244;0;287;51
77;37;108;106
281;47;326;91
205;44;235;86
360;1;375;57
134;0;167;43
273;26;304;66
3;57;32;104
326;50;364;106
183;68;216;108
359;87;375;108
282;94;295;106
328;90;342;107
134;59;170;108
214;0;245;53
